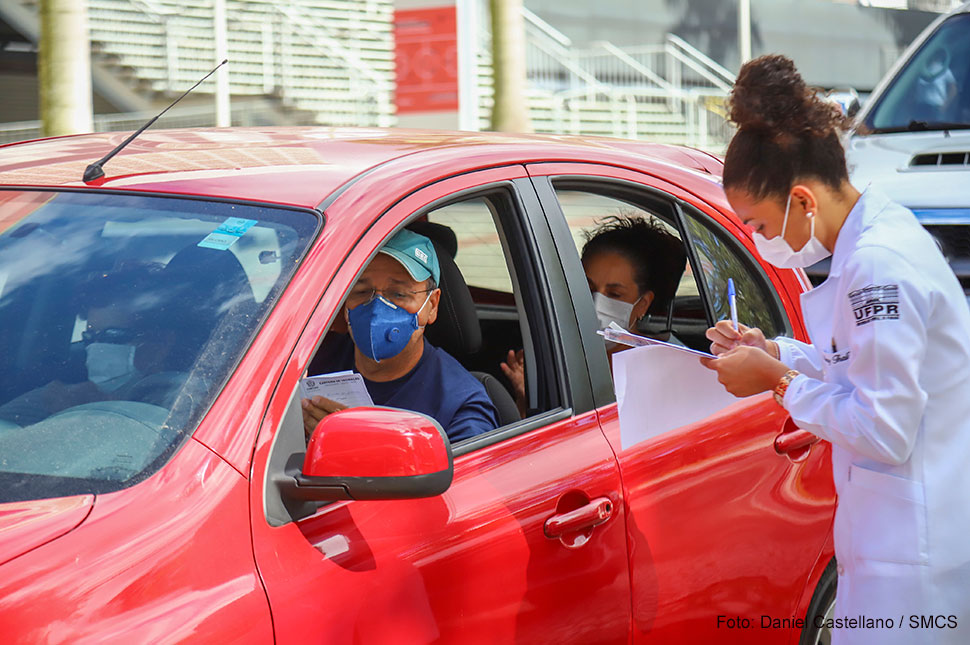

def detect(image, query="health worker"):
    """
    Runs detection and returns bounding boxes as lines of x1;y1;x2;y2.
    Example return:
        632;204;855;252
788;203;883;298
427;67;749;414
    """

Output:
702;55;970;645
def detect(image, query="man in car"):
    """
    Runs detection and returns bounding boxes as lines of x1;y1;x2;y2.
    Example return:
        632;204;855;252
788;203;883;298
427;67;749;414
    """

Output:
301;229;499;443
0;266;185;427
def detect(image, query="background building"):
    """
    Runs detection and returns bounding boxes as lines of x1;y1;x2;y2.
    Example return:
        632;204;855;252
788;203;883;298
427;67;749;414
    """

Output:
0;0;958;149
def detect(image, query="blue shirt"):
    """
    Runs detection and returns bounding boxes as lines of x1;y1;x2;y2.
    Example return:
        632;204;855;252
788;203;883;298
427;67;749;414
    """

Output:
314;334;498;443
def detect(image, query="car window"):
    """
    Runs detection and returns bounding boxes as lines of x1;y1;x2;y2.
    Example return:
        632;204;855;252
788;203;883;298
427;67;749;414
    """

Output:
426;194;567;424
305;190;563;443
681;204;787;340
0;190;318;503
427;198;514;294
551;184;788;354
866;13;970;132
552;186;709;351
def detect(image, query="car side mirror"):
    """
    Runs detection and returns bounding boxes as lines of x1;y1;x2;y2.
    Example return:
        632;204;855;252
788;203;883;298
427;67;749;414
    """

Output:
280;407;453;502
824;88;862;119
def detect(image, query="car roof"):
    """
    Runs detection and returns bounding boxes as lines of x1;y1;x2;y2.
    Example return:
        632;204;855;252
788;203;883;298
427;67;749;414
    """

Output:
0;127;723;209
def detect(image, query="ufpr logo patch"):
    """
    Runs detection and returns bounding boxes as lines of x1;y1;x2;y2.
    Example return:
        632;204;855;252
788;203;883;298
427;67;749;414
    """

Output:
850;284;900;326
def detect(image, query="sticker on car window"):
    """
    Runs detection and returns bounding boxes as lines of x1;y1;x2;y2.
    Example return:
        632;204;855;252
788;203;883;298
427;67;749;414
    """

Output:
198;217;258;250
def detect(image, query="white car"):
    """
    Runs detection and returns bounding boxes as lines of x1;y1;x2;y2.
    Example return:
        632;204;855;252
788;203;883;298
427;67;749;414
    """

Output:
836;2;970;298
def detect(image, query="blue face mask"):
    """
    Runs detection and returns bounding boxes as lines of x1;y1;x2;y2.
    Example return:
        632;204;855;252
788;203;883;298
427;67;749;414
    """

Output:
347;294;430;362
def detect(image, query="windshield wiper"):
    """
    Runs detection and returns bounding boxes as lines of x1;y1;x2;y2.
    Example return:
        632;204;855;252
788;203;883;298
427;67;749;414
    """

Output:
866;121;970;135
906;121;970;132
82;60;228;184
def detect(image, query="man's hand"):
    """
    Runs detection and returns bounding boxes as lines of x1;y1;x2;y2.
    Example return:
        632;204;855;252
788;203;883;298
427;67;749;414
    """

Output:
700;345;789;398
705;320;778;358
302;395;348;441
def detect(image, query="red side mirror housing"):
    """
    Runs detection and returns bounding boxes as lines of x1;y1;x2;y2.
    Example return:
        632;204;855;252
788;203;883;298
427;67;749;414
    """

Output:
284;407;453;501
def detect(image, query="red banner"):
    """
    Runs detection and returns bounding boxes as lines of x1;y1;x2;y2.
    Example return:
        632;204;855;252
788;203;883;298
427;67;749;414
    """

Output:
394;7;459;114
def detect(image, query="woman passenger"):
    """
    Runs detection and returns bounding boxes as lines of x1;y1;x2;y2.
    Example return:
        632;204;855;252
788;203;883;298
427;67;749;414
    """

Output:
502;214;686;412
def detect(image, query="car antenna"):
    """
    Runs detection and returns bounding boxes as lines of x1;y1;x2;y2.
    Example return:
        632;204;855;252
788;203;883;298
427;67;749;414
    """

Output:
82;59;229;184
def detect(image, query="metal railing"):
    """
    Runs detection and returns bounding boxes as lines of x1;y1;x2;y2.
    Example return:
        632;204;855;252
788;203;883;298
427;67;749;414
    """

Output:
270;4;393;127
82;0;394;126
494;8;735;151
126;0;179;91
663;34;735;92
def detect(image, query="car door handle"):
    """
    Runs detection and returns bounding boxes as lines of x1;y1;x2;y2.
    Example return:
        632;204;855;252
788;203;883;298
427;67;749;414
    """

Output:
774;429;818;454
544;497;614;539
774;415;819;457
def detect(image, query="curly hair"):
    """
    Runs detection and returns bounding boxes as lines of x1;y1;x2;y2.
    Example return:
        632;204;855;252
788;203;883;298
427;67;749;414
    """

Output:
723;54;852;201
581;213;687;315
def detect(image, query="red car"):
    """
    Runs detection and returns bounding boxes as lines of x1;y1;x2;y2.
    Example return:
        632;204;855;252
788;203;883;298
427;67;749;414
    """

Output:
0;128;835;643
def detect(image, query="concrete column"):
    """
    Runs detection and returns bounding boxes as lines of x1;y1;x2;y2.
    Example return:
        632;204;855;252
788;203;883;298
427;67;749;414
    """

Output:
39;0;94;136
738;0;752;64
214;0;231;127
456;0;480;131
489;0;531;132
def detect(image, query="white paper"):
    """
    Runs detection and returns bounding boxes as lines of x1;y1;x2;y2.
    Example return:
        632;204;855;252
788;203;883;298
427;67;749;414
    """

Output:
300;371;374;408
599;323;715;359
613;343;745;450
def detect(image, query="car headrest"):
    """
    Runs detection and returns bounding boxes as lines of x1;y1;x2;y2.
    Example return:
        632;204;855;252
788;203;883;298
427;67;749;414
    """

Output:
407;220;458;259
158;245;257;370
410;226;481;357
163;245;255;313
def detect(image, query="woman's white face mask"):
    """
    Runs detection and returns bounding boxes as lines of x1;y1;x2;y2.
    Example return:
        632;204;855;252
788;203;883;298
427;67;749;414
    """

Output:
753;193;831;269
593;291;638;331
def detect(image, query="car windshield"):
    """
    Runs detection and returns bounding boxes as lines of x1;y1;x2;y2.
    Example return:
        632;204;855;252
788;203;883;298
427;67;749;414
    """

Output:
0;190;318;502
865;14;970;133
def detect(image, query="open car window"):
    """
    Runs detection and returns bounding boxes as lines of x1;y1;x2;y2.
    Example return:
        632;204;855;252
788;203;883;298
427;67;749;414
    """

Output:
552;186;708;351
299;188;566;456
0;190;318;503
550;183;789;356
426;192;565;426
427;197;514;295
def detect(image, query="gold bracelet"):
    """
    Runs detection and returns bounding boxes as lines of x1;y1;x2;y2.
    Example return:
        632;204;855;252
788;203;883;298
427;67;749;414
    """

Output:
773;369;800;406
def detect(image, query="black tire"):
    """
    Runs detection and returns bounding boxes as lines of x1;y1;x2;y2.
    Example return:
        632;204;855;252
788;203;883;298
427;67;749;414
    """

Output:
799;558;838;645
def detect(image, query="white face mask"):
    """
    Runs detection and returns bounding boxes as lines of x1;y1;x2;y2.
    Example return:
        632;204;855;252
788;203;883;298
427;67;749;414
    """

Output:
593;291;638;331
752;193;832;269
85;342;137;392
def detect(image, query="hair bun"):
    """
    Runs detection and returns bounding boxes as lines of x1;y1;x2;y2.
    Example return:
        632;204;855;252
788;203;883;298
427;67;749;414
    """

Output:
729;54;847;139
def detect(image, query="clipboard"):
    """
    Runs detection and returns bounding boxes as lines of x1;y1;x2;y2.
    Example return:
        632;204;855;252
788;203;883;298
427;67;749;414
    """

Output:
597;322;715;359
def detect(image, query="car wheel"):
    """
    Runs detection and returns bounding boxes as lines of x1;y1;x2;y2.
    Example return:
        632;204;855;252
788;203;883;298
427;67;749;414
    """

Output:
799;559;837;645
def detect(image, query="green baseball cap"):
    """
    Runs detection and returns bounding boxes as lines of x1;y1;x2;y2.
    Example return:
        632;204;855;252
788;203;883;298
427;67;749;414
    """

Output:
379;228;441;285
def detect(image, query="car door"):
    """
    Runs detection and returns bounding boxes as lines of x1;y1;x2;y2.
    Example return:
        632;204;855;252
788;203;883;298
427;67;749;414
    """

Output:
249;166;633;643
527;163;837;643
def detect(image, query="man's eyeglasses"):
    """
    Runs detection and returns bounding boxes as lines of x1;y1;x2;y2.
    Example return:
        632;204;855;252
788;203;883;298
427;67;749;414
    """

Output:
81;327;141;345
346;286;435;309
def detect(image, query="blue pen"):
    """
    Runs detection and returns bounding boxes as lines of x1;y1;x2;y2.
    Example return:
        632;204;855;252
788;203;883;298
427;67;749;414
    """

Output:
727;278;738;330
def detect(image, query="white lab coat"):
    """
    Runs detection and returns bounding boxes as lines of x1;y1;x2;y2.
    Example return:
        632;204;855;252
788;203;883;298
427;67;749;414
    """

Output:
775;189;970;644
